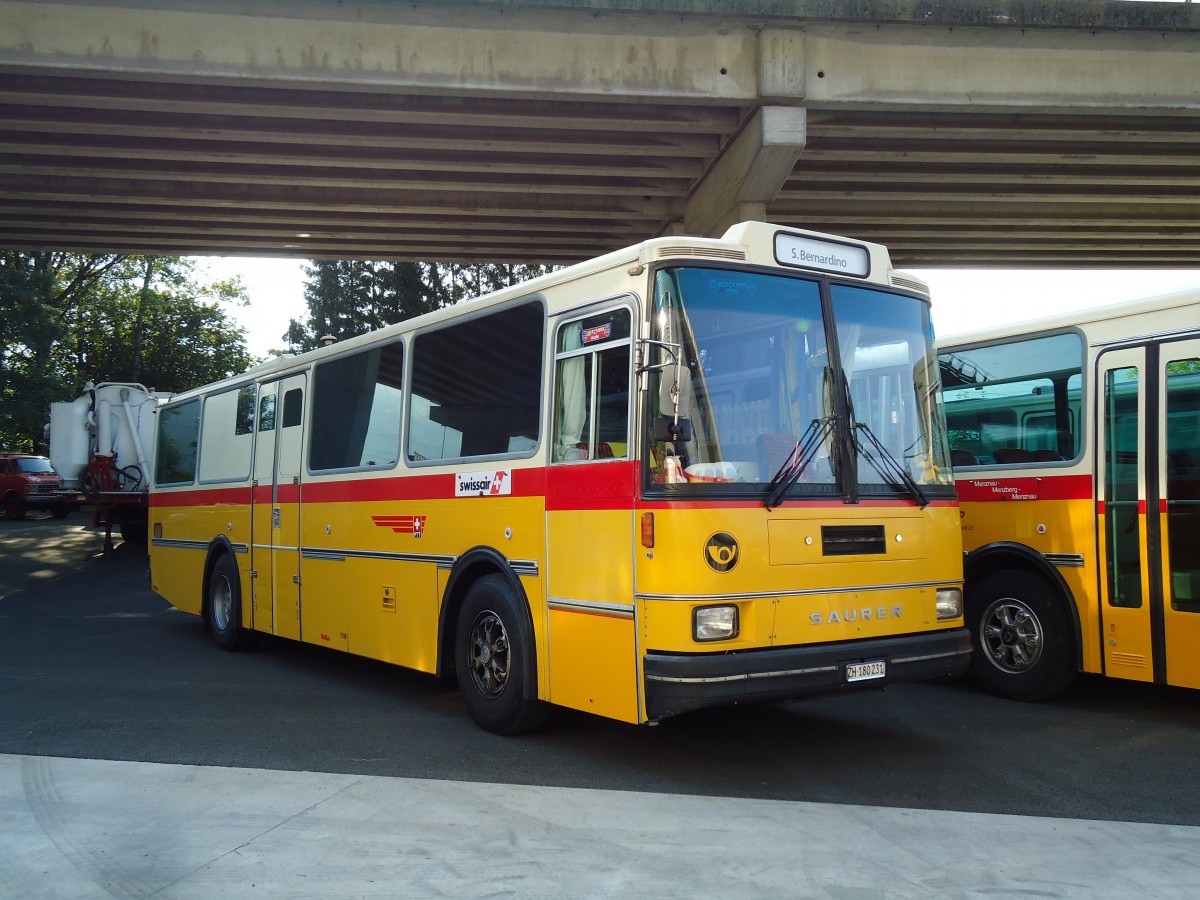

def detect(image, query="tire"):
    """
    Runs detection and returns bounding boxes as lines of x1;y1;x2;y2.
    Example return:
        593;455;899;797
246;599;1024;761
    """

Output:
207;553;255;651
967;569;1076;701
454;574;549;735
51;504;70;520
4;495;26;520
119;520;147;543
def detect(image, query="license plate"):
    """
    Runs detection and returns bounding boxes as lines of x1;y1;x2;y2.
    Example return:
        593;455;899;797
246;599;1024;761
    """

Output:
845;660;886;682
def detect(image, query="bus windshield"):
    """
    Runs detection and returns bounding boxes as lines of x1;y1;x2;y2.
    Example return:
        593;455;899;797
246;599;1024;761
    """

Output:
645;267;952;500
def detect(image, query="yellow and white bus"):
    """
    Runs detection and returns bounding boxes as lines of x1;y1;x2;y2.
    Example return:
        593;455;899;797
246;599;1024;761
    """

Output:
149;222;969;733
939;289;1200;699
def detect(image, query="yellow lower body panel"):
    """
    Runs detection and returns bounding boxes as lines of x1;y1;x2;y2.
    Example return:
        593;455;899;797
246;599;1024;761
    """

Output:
547;605;639;724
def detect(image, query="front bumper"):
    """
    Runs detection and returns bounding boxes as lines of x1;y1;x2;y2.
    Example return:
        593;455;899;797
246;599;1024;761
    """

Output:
643;627;971;721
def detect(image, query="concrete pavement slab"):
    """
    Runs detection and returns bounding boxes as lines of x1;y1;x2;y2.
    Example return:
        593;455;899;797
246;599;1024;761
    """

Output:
1;753;1196;899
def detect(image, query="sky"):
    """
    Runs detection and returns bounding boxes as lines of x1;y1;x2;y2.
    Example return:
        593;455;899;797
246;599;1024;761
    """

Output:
196;256;1200;360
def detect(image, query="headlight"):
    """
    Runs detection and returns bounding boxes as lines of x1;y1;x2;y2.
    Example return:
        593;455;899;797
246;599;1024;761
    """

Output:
936;588;963;620
694;604;739;642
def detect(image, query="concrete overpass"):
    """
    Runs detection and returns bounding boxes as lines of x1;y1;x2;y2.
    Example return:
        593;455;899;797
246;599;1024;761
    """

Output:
1;0;1198;266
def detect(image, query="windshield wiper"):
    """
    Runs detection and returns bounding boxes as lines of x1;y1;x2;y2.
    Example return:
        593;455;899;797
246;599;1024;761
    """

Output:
764;416;833;510
852;421;930;508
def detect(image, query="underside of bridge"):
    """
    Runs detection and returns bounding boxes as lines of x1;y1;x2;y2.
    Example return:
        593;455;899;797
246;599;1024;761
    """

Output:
1;0;1198;266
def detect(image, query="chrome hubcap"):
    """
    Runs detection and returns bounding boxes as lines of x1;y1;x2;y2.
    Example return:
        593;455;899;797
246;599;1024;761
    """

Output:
980;598;1043;673
467;610;510;697
212;576;233;631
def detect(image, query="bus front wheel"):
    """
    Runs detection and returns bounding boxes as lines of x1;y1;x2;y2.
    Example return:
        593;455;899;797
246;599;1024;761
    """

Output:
968;570;1075;701
455;574;549;735
207;554;255;652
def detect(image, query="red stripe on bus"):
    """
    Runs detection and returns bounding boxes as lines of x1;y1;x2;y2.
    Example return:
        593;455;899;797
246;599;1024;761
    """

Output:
636;497;959;511
151;465;960;513
301;474;455;504
1095;499;1150;516
954;474;1092;503
153;467;553;508
546;461;637;511
149;486;250;508
309;468;550;503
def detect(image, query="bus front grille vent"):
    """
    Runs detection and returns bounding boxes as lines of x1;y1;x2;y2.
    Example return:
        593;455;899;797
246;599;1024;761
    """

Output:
889;272;927;292
653;247;747;261
821;525;886;557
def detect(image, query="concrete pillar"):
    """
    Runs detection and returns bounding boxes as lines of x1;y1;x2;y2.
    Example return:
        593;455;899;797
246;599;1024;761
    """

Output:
683;106;806;238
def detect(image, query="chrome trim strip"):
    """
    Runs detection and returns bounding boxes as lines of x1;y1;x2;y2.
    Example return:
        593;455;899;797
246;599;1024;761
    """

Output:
1043;552;1085;568
509;560;539;578
548;597;635;620
302;547;456;566
151;538;209;551
636;580;958;603
302;550;347;562
891;648;972;665
647;664;839;685
297;547;538;577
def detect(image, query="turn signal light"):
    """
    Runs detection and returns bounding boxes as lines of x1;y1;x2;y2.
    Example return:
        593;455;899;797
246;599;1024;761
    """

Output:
641;512;655;548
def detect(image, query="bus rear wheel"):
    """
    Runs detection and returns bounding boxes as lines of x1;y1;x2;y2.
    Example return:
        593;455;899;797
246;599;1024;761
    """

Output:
455;574;549;735
968;570;1075;701
207;554;256;651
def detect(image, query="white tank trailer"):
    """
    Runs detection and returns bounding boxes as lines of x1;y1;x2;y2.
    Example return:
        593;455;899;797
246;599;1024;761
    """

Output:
49;382;164;550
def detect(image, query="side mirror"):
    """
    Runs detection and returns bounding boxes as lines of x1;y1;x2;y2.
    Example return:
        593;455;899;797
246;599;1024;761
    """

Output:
653;416;693;443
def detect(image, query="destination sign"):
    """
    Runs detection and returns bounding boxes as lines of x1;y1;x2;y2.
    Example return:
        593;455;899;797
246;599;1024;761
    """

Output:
775;232;870;278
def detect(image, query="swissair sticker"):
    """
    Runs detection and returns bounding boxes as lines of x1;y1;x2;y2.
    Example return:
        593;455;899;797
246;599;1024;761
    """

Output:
455;469;512;497
372;515;427;537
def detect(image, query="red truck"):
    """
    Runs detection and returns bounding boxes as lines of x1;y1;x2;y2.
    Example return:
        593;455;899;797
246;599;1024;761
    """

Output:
0;453;72;520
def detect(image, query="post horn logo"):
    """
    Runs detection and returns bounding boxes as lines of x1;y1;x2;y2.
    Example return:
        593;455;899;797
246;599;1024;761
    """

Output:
704;532;739;573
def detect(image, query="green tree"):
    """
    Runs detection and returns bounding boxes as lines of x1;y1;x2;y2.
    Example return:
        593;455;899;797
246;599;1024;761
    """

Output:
2;252;125;451
1;252;252;452
68;257;253;393
286;260;555;352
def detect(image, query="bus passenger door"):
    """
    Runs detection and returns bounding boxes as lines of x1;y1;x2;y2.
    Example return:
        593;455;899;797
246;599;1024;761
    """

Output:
545;307;639;723
272;375;307;641
1160;340;1200;689
250;385;277;633
1097;347;1154;683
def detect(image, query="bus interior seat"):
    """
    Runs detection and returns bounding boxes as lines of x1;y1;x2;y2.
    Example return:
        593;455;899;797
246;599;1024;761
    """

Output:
993;447;1035;465
950;449;978;467
1032;449;1065;462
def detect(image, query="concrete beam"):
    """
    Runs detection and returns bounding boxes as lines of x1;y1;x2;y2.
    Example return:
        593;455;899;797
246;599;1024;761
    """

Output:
9;3;1196;113
684;106;806;237
789;23;1200;114
0;0;760;102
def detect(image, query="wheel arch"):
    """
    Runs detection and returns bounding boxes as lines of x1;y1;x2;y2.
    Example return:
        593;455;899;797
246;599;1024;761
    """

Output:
964;541;1083;671
437;545;539;700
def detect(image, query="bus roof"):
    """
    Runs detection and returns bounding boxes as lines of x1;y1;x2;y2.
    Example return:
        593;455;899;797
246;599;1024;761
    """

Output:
938;285;1200;348
166;222;907;402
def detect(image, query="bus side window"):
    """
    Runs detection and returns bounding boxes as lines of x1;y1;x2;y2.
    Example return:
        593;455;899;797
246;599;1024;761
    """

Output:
282;388;303;428
553;308;631;462
155;398;201;486
408;300;545;462
258;394;276;432
199;385;255;482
